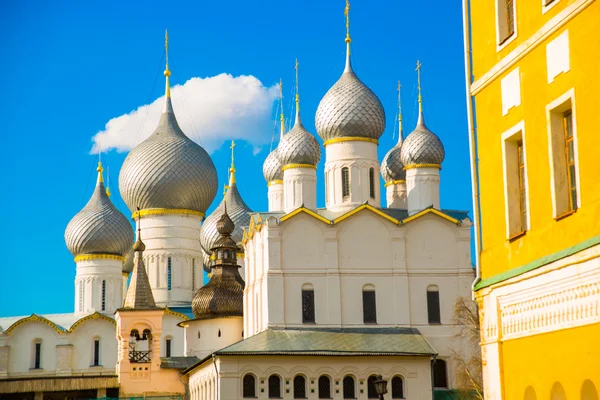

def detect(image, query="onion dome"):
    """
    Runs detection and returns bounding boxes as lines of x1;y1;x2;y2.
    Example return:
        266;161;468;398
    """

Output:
65;163;134;258
263;149;283;182
315;36;385;143
200;147;252;272
277;111;321;166
123;248;134;274
381;83;406;184
192;203;244;320
118;43;218;215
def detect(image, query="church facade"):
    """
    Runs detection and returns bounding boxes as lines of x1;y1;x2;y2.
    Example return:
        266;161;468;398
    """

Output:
0;5;477;400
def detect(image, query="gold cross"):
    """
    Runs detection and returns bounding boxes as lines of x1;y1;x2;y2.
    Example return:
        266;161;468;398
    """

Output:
416;60;423;104
165;29;169;67
344;0;351;43
295;59;300;109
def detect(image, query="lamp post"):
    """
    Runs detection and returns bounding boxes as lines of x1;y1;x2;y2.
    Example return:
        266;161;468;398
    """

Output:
373;375;388;400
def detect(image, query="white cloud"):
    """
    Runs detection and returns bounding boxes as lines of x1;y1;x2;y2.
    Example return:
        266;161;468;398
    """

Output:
91;73;279;154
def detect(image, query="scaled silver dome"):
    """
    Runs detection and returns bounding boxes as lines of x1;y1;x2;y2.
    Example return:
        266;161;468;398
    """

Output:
119;98;218;214
263;148;283;182
277;113;321;167
200;180;252;272
381;143;406;183
65;167;134;257
315;58;386;142
400;114;445;167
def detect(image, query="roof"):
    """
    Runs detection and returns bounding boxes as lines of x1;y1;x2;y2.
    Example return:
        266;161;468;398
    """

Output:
167;306;195;320
0;312;115;334
161;356;200;370
217;327;436;356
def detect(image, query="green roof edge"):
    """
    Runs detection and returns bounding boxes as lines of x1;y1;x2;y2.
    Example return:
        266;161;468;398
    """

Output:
474;234;600;291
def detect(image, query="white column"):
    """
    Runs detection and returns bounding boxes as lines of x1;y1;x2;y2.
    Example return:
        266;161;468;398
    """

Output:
385;182;407;209
267;181;284;212
283;167;317;212
405;167;441;215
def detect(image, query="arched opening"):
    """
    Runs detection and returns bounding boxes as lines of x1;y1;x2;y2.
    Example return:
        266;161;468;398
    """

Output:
342;167;350;199
363;285;377;324
242;374;256;398
367;375;379;398
523;386;537;400
427;285;441;324
129;328;152;363
269;374;282;399
391;376;404;399
369;167;375;199
432;359;448;388
92;337;101;366
302;283;315;324
582;380;599;400
167;257;172;290
32;339;42;369
318;375;331;399
551;382;566;400
294;375;307;399
101;280;106;311
343;375;356;399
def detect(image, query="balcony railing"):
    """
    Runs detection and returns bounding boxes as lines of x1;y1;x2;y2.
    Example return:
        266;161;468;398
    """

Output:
129;350;151;363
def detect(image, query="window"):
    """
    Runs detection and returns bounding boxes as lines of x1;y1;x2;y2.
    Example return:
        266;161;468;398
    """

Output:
502;124;528;238
362;287;377;324
427;286;441;324
318;376;331;399
547;93;578;218
367;376;378;398
192;258;196;291
497;0;516;45
369;167;375;199
243;374;256;398
505;0;515;37
101;280;106;311
93;339;100;366
167;257;172;290
391;376;404;399
302;288;315;324
294;375;306;399
432;359;448;388
342;167;350;198
166;338;172;357
343;376;356;399
269;375;282;398
33;341;41;369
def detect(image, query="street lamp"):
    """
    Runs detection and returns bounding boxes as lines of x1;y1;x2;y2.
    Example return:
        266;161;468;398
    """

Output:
373;375;388;400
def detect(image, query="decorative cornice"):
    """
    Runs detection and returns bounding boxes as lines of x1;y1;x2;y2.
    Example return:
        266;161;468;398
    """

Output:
164;307;191;321
333;204;400;225
132;208;205;219
403;163;441;170
267;180;283;187
280;207;331;225
323;137;379;146
282;163;317;171
4;314;64;334
402;208;460;225
384;180;406;187
68;312;116;332
74;254;125;263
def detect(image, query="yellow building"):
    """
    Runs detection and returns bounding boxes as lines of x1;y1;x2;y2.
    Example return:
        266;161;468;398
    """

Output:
462;0;600;398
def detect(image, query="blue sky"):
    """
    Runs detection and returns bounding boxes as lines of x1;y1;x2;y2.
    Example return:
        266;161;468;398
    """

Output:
0;0;472;316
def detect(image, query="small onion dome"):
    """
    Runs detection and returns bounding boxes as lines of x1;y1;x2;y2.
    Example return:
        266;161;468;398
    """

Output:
315;55;386;143
277;111;321;167
400;112;445;167
65;163;134;258
122;248;134;274
381;144;406;183
263;149;283;183
200;179;252;272
119;97;218;214
192;206;244;320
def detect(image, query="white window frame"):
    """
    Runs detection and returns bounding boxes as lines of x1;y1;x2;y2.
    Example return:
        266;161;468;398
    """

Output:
542;0;560;14
545;88;580;218
496;0;518;52
501;121;530;238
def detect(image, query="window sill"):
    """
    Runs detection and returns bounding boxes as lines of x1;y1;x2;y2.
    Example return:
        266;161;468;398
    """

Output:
497;32;517;52
364;322;378;325
428;322;442;325
29;368;44;372
542;0;559;14
555;209;576;221
508;230;526;242
89;365;103;368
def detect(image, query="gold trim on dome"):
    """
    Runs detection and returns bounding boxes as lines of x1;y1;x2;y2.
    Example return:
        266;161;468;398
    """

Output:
323;137;379;146
267;180;283;187
132;208;205;219
384;179;406;187
236;252;244;258
74;254;125;263
282;163;317;171
403;163;441;170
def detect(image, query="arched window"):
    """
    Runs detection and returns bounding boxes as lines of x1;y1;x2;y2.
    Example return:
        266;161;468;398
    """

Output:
367;375;378;398
342;167;350;198
165;337;172;357
294;375;307;399
524;386;537;400
318;375;331;399
269;375;282;398
581;380;599;400
369;167;375;199
92;338;100;366
432;359;448;388
343;376;356;399
302;284;315;324
32;339;42;369
391;376;404;399
550;382;566;400
427;285;441;324
363;285;377;324
242;374;256;398
167;257;172;290
101;280;106;311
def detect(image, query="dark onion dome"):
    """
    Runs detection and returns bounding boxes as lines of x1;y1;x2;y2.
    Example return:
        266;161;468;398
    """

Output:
381;143;406;183
65;163;134;258
192;204;244;320
123;248;134;274
122;225;158;309
315;47;385;143
200;172;252;272
400;111;445;167
277;109;321;167
118;94;218;215
263;149;283;183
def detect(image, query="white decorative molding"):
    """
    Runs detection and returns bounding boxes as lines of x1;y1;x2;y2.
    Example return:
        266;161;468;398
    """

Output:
546;30;570;83
501;68;521;115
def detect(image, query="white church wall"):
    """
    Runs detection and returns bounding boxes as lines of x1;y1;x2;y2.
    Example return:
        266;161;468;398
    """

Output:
281;217;326;270
337;214;392;270
6;322;59;376
162;313;187;357
405;216;459;270
183;318;243;360
70;318;117;372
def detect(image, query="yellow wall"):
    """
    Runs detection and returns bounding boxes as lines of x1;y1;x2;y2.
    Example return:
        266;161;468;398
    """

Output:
501;324;600;399
469;0;600;279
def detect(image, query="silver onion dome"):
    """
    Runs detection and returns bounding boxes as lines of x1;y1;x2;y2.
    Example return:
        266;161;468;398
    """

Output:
400;112;445;167
119;97;218;214
277;111;321;166
315;56;386;142
65;165;134;257
381;144;406;183
263;149;283;182
200;179;252;272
